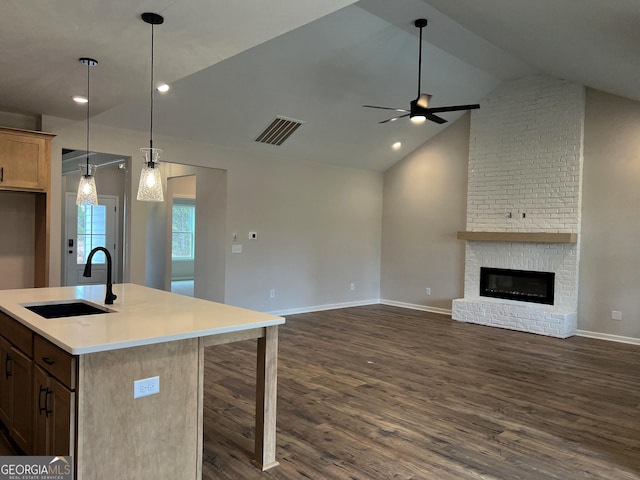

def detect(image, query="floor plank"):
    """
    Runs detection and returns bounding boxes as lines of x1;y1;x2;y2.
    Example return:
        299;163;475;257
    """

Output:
202;305;640;479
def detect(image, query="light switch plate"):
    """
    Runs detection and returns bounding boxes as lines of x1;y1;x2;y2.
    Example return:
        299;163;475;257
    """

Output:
232;244;242;254
134;376;160;399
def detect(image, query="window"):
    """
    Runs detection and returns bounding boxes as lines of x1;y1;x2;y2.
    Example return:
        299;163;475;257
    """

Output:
77;205;107;264
172;200;195;260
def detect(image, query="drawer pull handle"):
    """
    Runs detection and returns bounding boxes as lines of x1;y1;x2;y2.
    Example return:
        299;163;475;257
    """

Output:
5;353;12;379
42;356;55;366
44;388;53;417
0;167;3;182
38;385;47;415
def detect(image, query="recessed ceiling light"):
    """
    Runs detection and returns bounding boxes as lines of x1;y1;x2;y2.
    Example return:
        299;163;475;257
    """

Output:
157;83;170;93
392;142;402;150
73;95;88;104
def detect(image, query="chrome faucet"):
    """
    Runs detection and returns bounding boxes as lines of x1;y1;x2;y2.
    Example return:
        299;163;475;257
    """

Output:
83;246;117;305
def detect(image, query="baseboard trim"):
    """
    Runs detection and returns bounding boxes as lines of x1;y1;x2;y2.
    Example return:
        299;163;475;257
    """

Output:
379;299;452;316
268;299;380;317
576;330;640;346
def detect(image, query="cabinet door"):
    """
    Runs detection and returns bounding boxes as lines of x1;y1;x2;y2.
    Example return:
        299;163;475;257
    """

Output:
0;133;46;190
10;346;33;453
33;364;49;456
49;377;74;456
32;365;74;457
0;336;12;427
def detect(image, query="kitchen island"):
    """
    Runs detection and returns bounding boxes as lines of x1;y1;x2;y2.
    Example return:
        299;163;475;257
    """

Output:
0;283;284;479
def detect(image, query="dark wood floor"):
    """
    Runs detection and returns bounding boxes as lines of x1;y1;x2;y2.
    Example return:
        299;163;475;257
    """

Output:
203;305;640;479
2;305;639;479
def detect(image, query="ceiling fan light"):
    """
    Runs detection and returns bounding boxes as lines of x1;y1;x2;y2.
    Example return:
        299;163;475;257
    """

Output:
410;115;426;124
417;94;431;109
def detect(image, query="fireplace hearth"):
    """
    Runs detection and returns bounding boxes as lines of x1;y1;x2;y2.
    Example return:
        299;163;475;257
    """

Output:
480;267;555;305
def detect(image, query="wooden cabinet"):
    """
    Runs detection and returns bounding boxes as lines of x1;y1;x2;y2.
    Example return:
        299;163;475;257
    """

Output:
32;335;76;456
0;127;54;288
33;364;75;456
0;312;76;457
0;130;49;191
0;314;34;453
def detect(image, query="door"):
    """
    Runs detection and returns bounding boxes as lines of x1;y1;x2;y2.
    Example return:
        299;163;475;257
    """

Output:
64;193;118;286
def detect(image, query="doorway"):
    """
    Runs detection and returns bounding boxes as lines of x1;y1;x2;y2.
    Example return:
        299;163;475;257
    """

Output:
64;193;119;286
168;176;196;297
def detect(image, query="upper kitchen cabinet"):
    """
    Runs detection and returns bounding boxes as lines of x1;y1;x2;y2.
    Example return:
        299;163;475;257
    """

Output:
0;127;54;192
0;127;55;288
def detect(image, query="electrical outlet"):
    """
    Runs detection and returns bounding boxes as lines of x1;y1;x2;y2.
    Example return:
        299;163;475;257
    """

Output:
269;289;275;299
350;283;355;291
425;287;431;296
134;376;160;399
611;310;622;321
249;232;257;239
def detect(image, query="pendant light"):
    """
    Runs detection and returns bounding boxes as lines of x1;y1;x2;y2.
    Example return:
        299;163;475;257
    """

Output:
76;57;99;206
137;12;165;202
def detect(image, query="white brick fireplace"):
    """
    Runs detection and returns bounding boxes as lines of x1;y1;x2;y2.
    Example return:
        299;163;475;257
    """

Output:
452;75;584;338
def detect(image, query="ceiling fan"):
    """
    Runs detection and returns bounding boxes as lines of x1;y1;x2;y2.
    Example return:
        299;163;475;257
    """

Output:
363;18;480;125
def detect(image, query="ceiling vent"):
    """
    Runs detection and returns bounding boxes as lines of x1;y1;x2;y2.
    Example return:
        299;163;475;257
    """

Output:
255;116;304;146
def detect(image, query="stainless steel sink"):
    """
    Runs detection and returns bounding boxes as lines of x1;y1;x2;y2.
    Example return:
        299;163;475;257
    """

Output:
23;301;111;319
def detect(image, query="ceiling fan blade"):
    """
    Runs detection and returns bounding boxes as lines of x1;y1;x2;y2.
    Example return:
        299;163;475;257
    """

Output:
380;113;410;124
426;113;448;124
363;105;410;112
426;104;480;114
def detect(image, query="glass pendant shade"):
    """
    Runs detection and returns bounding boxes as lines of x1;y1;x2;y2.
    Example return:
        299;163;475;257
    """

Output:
76;164;98;205
137;148;164;202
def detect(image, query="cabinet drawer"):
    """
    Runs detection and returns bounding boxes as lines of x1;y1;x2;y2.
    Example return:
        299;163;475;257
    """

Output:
34;336;76;390
0;311;33;357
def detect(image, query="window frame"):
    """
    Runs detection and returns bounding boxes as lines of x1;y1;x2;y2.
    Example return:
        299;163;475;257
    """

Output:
171;198;196;261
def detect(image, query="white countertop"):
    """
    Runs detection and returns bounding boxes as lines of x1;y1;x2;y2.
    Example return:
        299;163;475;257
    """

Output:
0;283;285;355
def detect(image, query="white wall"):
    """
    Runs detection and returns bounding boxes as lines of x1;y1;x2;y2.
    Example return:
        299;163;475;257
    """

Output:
41;116;382;313
380;114;469;310
580;89;640;339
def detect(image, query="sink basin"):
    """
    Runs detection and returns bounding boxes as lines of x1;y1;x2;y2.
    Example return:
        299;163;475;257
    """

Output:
23;301;111;319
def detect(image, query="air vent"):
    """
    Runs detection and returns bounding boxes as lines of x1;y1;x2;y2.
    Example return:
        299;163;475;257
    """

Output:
255;116;304;146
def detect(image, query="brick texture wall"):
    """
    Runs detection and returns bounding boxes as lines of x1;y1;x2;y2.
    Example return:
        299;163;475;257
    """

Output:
453;75;584;337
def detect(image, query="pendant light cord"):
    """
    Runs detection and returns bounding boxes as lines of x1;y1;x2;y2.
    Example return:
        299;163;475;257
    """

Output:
86;60;90;174
149;21;155;152
417;24;423;99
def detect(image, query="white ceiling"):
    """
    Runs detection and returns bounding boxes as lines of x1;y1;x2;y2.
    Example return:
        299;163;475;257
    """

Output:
2;0;640;171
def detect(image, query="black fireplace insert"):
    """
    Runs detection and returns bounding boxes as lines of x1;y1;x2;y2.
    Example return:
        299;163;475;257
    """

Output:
480;267;554;305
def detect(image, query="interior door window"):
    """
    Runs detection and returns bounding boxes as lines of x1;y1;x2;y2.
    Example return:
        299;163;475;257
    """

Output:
77;205;107;264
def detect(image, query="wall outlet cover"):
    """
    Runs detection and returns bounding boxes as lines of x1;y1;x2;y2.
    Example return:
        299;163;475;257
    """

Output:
134;376;160;399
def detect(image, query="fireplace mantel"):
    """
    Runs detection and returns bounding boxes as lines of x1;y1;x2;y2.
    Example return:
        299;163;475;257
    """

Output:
457;231;577;243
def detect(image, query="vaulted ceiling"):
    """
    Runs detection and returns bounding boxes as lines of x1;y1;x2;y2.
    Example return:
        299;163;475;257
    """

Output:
2;0;639;171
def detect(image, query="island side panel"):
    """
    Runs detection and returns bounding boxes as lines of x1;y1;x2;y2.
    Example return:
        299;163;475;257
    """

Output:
76;339;200;480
